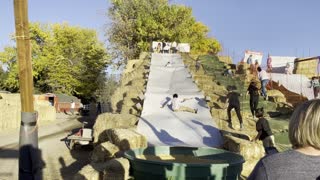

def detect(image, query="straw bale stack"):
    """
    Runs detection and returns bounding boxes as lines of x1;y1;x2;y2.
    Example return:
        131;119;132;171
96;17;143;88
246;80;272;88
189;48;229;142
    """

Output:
267;89;287;103
36;105;56;122
93;113;138;144
123;59;141;75
223;135;264;160
106;128;147;151
294;58;319;78
0;93;55;130
130;78;146;88
242;159;260;178
139;52;150;60
0;93;20;130
223;134;264;178
91;142;119;163
111;85;144;114
103;158;130;180
74;164;101;180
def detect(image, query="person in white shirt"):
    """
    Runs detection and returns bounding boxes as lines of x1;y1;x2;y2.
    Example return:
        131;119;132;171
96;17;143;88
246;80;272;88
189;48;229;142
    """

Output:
163;43;170;53
171;41;177;53
257;67;270;100
70;100;75;115
161;94;198;113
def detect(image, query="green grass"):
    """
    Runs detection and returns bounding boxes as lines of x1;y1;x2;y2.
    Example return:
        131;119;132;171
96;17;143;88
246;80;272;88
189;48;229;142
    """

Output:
199;55;279;114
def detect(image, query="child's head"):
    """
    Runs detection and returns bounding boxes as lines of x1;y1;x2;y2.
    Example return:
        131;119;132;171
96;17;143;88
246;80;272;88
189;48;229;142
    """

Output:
227;85;236;92
173;94;178;98
257;66;262;72
255;107;264;118
250;81;257;86
312;76;316;80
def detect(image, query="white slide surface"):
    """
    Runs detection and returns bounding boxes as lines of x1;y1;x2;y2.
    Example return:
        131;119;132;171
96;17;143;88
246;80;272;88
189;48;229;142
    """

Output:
137;53;223;147
271;73;314;100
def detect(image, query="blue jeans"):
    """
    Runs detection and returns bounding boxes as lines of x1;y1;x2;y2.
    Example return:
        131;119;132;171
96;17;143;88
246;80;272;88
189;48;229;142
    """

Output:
261;79;269;97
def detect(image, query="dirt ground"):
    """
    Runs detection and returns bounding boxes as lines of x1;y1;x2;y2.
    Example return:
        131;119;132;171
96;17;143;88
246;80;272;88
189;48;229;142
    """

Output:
0;113;95;180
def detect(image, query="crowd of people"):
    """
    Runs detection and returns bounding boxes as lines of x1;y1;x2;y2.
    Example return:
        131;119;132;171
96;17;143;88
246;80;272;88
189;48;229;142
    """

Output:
248;99;320;179
155;41;177;54
157;51;320;178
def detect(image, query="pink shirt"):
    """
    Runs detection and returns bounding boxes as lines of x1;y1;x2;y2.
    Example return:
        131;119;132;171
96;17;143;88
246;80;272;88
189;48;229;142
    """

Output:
267;57;272;68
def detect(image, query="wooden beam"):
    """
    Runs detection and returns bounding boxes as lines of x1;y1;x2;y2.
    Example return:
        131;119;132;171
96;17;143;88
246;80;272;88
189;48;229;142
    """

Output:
14;0;34;112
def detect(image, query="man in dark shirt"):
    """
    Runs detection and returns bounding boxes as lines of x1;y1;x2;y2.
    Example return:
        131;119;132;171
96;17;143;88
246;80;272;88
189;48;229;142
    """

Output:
226;88;243;130
246;81;259;118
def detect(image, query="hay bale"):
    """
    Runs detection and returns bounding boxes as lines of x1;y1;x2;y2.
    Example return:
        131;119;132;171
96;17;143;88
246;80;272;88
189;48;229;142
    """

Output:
93;113;138;144
111;85;144;113
91;142;119;163
242;159;260;178
74;164;101;180
123;59;142;74
269;96;287;103
294;58;318;78
267;90;287;103
0;96;20;130
223;135;264;160
139;52;150;60
267;89;285;98
103;158;130;180
130;79;146;88
35;105;56;122
121;105;140;116
106;128;147;151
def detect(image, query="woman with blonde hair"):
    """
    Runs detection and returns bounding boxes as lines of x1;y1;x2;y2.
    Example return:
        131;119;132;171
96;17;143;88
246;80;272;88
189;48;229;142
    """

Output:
248;99;320;180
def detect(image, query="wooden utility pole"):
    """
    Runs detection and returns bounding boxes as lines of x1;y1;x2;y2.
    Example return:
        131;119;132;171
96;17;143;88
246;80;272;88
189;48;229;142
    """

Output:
14;0;41;179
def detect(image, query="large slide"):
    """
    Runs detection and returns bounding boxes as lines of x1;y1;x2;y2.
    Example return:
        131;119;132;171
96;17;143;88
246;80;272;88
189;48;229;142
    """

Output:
137;53;223;147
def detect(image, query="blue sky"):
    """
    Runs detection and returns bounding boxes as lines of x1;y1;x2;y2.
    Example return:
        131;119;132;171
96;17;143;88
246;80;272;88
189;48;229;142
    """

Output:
1;0;320;64
0;0;108;48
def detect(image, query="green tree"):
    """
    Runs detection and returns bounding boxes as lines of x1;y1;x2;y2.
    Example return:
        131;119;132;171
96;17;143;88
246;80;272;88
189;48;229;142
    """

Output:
106;0;221;59
0;23;109;100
